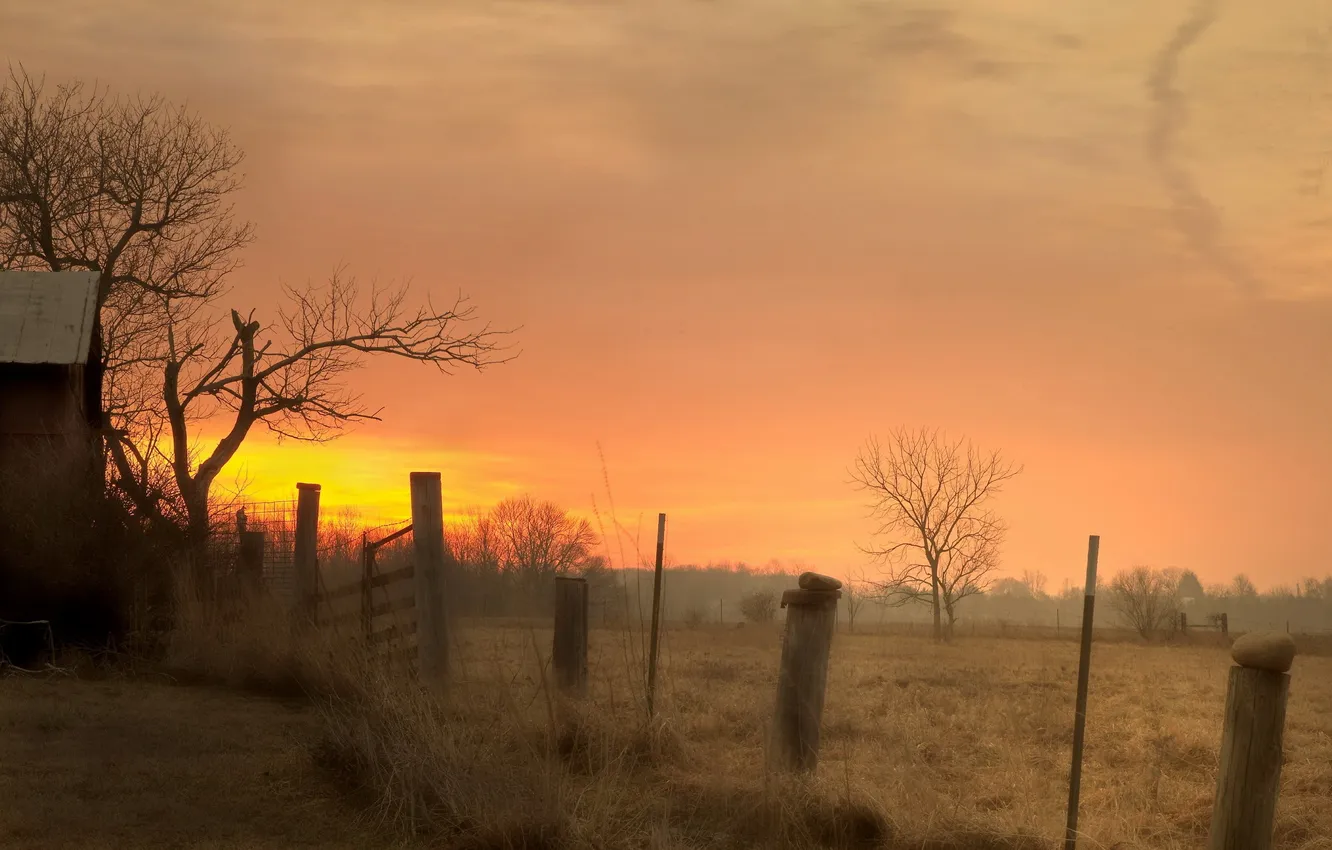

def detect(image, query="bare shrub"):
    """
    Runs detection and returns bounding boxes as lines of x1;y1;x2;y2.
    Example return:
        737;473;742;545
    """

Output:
1108;566;1181;640
739;590;778;624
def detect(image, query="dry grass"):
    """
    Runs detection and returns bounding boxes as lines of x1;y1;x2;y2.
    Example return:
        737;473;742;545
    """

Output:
4;597;1331;849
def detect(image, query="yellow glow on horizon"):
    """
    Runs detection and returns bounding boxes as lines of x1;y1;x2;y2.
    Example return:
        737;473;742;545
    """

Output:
210;428;523;525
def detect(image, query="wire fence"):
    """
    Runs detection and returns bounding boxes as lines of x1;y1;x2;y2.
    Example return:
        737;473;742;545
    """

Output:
207;500;415;605
209;499;298;600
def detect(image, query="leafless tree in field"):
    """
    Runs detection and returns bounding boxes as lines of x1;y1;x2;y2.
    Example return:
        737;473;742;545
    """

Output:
1107;566;1182;639
842;568;871;633
849;428;1021;642
1;68;516;575
864;515;1002;640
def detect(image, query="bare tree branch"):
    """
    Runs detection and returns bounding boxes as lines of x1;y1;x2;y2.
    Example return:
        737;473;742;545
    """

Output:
136;272;517;543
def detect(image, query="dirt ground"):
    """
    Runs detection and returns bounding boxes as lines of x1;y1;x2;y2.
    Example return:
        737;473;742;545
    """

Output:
0;675;394;850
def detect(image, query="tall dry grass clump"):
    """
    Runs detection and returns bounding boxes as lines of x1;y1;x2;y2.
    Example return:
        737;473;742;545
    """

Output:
164;579;661;847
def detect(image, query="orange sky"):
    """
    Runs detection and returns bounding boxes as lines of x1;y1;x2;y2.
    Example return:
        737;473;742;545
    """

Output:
5;0;1331;589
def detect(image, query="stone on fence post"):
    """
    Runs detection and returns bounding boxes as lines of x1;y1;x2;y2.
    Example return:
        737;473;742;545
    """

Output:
772;572;842;773
553;576;589;697
1207;631;1296;850
410;472;448;683
293;483;321;623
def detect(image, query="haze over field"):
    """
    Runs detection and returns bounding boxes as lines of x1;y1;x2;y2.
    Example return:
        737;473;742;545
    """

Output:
5;0;1331;588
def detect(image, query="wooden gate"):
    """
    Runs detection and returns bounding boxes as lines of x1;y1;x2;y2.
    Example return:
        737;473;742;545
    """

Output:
316;523;418;672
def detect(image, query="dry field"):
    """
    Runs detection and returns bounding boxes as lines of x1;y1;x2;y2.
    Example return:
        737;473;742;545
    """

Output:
3;619;1330;849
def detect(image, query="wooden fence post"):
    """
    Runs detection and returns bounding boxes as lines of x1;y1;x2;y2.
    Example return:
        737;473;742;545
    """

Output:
772;572;841;773
293;483;321;622
1180;612;1189;633
238;530;265;596
1207;632;1296;850
410;472;448;683
553;576;589;697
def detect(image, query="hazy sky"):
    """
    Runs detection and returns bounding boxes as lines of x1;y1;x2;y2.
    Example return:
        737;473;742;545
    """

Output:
5;0;1331;588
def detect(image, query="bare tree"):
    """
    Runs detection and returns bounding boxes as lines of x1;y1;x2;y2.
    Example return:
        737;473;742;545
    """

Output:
1020;569;1048;598
446;505;502;575
1297;576;1331;601
1108;566;1181;639
842;568;870;633
937;522;1002;638
105;274;511;557
867;517;1001;640
489;494;598;584
1230;573;1258;598
849;428;1021;642
2;69;515;573
0;66;256;434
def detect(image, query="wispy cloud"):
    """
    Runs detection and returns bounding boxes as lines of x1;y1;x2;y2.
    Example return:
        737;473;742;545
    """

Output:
1145;0;1260;297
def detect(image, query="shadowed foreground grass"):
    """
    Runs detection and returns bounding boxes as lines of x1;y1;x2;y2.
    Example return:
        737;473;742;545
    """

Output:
0;675;394;849
2;598;1330;849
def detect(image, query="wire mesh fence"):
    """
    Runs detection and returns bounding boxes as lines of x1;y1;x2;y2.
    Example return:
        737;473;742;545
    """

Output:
209;499;298;601
207;499;417;608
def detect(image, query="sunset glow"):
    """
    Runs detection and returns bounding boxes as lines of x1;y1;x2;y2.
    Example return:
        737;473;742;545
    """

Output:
7;0;1331;588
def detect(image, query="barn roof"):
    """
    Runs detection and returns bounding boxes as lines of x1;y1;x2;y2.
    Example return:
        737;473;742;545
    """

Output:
0;271;100;365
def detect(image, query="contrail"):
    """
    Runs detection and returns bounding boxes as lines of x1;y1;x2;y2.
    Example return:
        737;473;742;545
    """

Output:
1145;0;1260;295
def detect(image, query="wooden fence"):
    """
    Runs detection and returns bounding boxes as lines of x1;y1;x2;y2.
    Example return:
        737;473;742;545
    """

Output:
315;522;419;671
297;473;449;680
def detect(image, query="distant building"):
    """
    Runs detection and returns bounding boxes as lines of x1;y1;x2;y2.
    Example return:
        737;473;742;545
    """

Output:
0;270;102;481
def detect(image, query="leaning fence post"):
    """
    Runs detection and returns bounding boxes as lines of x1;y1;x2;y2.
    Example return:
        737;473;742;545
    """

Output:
772;572;841;773
647;512;666;717
553;576;589;697
410;472;448;683
1207;631;1295;850
1064;534;1100;850
293;483;321;623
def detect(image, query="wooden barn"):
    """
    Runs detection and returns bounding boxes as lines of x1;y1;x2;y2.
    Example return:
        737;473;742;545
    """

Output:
0;270;102;482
